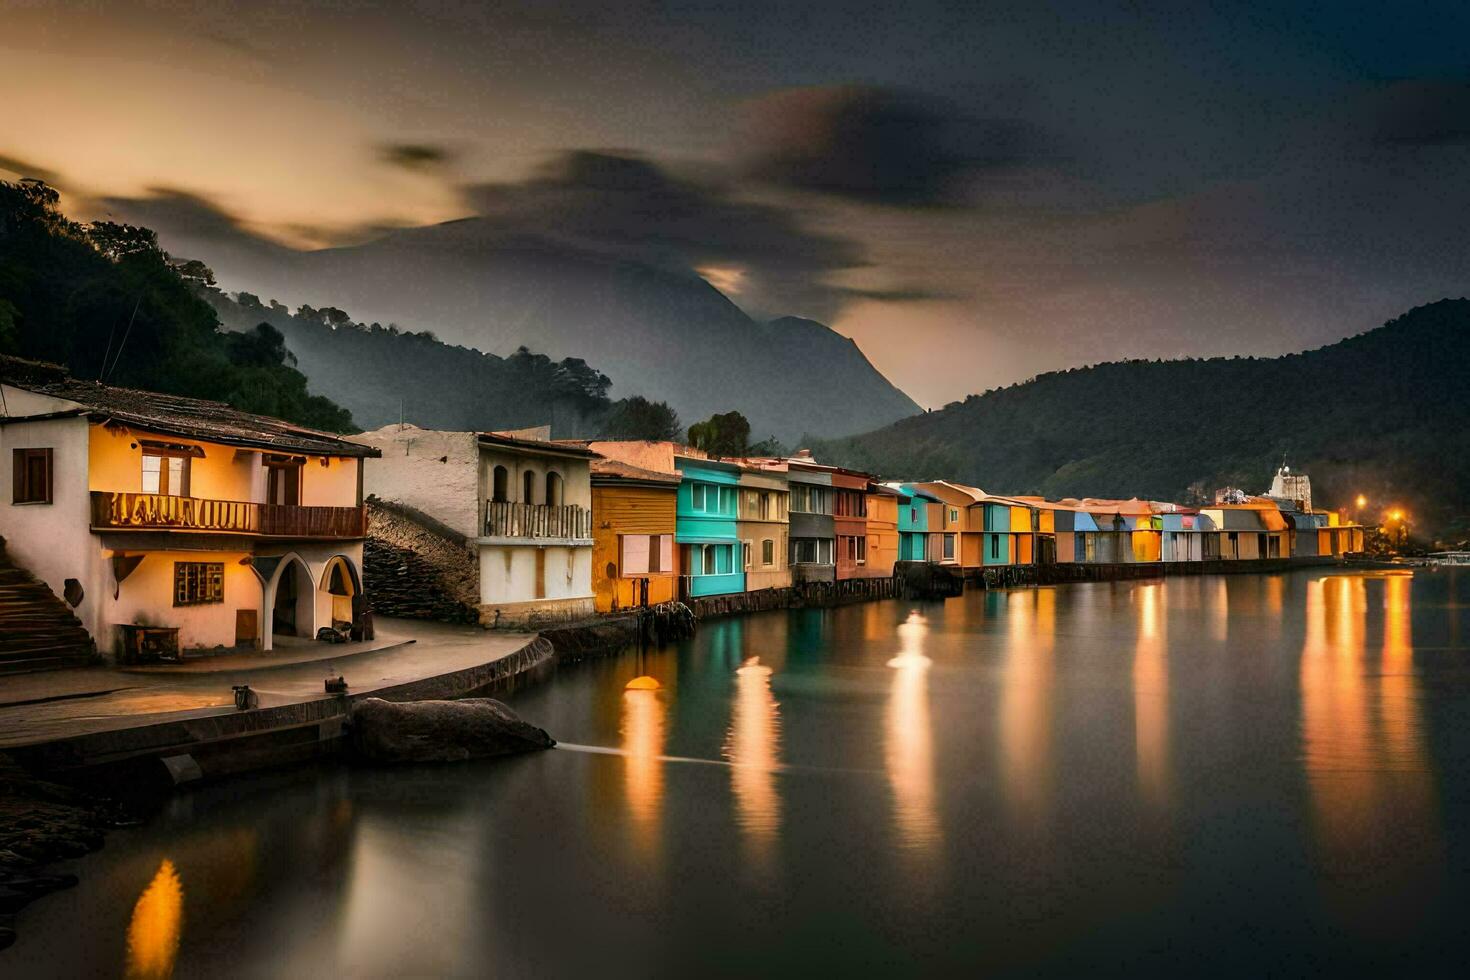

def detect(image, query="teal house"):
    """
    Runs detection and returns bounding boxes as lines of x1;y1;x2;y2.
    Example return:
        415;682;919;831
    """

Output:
674;455;745;597
981;501;1013;565
895;483;941;562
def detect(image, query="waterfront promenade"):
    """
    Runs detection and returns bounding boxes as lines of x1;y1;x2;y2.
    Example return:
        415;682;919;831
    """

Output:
0;619;546;774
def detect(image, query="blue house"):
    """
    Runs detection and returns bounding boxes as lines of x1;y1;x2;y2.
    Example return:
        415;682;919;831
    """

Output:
674;455;745;597
894;483;942;561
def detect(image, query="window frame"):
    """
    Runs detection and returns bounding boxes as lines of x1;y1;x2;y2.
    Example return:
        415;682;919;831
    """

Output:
173;561;224;606
11;447;53;505
761;538;774;566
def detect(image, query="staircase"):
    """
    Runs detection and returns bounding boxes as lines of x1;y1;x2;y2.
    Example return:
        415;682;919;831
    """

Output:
0;537;97;674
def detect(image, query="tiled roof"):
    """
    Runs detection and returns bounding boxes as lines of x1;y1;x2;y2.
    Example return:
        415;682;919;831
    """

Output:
1;355;379;458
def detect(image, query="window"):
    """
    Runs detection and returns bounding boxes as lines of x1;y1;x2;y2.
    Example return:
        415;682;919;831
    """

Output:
491;465;508;503
546;471;563;507
522;469;536;504
621;534;674;575
762;538;774;565
143;452;189;496
174;561;224;606
743;541;752;569
759;492;771;520
702;545;717;576
11;448;52;504
910;506;918;524
943;533;956;561
691;483;707;511
857;536;867;564
1257;532;1267;557
949;508;959;524
990;535;1000;559
719;486;735;514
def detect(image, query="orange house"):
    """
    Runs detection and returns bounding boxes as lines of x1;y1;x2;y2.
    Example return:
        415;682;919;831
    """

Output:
914;481;986;568
862;483;905;577
589;458;681;612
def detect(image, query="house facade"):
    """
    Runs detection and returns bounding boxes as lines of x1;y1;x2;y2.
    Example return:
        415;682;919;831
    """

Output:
786;460;836;583
588;457;680;612
831;468;871;580
353;424;596;626
736;467;791;592
862;483;906;577
675;455;745;598
1;358;376;657
893;483;943;562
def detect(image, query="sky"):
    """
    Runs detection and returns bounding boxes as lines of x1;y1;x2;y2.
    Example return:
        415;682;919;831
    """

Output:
3;0;1469;407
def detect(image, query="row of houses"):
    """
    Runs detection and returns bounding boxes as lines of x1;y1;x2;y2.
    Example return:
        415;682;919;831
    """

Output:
0;356;1365;663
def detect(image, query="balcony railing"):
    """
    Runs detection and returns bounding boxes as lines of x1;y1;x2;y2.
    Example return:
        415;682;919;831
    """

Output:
483;501;591;540
90;491;367;538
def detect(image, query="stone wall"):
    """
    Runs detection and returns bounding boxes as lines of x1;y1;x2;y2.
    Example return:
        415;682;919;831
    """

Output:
688;577;897;620
364;502;480;623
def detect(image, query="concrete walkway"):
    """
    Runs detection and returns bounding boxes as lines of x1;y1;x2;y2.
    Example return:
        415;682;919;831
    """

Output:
0;619;537;752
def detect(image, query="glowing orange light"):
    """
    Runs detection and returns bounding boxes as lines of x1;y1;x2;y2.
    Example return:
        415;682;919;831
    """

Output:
625;675;660;690
126;859;183;980
1355;494;1367;509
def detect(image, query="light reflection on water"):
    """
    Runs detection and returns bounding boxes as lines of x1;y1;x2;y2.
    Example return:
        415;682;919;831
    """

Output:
12;569;1470;978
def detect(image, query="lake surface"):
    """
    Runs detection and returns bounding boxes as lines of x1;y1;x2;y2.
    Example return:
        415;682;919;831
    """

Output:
9;569;1470;977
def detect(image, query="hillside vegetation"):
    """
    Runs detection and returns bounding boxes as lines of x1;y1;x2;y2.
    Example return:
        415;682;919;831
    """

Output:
812;300;1470;533
0;180;352;430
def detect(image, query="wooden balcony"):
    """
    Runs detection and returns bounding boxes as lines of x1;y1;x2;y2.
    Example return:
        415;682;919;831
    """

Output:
483;501;591;540
90;492;367;539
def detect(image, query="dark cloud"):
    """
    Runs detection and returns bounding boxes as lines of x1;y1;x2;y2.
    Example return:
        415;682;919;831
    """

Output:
461;150;873;318
1369;79;1470;146
737;85;1045;207
0;152;61;185
379;142;456;171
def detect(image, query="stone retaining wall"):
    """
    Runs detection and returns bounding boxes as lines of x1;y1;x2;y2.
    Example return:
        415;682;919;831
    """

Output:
364;502;480;623
687;577;898;620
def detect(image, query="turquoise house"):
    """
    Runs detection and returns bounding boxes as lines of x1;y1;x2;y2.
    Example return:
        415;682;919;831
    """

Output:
981;501;1012;565
895;483;940;561
674;455;745;597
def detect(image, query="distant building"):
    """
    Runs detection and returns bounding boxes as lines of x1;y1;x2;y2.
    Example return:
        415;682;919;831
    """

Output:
1266;462;1312;513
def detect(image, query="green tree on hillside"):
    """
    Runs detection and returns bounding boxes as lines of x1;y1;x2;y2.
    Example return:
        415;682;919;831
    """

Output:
687;410;751;457
600;395;681;440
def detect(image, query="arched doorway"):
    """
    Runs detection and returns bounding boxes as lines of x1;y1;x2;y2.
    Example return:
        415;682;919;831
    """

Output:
266;555;314;649
320;555;361;630
545;470;563;507
491;465;509;503
522;468;537;503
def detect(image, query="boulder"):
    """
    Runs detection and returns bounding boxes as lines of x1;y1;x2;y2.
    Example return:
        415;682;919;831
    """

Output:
349;697;555;764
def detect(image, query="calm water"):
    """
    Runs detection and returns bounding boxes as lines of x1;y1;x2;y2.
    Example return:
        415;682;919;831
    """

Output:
9;569;1470;977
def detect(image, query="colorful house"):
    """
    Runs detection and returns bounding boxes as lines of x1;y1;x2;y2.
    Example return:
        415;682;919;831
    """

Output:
892;483;944;562
831;467;872;580
862;483;907;577
588;457;680;612
736;465;792;592
1160;510;1220;561
784;457;835;583
913;481;983;567
674;454;745;597
1;356;378;658
1198;502;1289;560
357;425;597;626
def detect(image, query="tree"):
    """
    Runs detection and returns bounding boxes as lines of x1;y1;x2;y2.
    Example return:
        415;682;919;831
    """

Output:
601;396;681;440
687;410;751;457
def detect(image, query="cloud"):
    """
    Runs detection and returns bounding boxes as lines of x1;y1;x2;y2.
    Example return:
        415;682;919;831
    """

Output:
462;150;873;318
1368;79;1470;146
737;85;1045;207
0;152;61;185
378;142;456;172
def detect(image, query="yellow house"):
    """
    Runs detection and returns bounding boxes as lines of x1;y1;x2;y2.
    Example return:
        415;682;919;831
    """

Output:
589;457;681;612
1;357;377;658
862;483;905;577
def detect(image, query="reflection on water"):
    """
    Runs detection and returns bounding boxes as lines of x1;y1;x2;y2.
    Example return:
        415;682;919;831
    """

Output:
622;688;666;855
14;570;1470;978
1133;582;1169;807
999;589;1055;819
886;611;940;855
125;859;182;980
725;656;782;859
1300;572;1440;936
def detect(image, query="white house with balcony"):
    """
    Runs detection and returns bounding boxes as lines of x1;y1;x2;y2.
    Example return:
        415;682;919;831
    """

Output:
352;424;596;627
0;356;378;659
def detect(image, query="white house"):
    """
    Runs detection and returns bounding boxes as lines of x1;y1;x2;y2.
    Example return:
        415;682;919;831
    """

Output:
352;424;596;627
0;356;378;659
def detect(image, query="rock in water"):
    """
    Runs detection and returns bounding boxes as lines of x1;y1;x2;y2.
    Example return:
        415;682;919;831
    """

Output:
350;697;555;763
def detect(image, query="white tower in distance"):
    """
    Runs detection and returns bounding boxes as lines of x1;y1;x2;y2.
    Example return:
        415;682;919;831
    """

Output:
1268;461;1312;513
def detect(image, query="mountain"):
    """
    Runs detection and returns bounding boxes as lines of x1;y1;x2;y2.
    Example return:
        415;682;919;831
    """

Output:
206;291;620;436
810;299;1470;535
212;222;919;442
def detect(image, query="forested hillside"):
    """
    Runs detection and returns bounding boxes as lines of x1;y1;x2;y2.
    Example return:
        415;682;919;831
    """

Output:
813;300;1470;534
0;180;352;430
